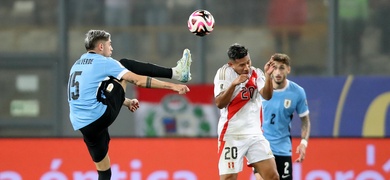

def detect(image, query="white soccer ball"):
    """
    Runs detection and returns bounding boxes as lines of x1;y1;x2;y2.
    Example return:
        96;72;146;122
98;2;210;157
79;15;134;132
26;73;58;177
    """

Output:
187;9;215;37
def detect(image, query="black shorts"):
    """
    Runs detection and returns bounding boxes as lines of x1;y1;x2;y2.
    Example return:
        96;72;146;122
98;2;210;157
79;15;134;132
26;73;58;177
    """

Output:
253;155;293;180
80;78;125;162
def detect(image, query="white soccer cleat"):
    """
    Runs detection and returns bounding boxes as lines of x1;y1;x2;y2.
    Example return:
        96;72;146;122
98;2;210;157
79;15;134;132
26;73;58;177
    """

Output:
174;49;192;83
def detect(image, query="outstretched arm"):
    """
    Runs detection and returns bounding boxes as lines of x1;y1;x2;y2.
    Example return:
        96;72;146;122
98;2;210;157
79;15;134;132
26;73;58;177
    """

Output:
121;71;190;94
295;115;311;162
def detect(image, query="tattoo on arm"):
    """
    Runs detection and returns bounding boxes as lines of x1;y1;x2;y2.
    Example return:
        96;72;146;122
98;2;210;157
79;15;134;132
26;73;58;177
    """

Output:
146;76;152;88
128;80;135;84
301;115;311;140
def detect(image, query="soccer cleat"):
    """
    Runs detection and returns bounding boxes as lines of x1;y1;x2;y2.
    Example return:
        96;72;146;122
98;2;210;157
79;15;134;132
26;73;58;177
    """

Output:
174;49;192;83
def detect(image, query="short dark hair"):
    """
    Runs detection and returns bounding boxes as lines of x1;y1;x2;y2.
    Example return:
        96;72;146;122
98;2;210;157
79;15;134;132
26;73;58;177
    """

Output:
227;43;248;61
84;30;111;50
272;53;290;66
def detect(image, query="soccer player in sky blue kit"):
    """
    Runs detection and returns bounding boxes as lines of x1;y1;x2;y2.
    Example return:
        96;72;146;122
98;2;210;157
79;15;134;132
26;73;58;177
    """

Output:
68;29;191;180
254;53;311;180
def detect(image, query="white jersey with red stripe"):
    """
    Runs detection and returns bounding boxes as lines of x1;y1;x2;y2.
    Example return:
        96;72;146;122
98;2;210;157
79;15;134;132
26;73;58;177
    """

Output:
214;64;266;140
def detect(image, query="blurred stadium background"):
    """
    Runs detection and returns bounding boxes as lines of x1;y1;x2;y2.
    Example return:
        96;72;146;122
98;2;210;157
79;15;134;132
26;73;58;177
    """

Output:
1;0;390;179
1;0;389;137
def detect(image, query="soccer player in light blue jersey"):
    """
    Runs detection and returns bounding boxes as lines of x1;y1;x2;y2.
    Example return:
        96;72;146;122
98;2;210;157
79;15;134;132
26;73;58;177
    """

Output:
254;53;311;180
68;29;190;180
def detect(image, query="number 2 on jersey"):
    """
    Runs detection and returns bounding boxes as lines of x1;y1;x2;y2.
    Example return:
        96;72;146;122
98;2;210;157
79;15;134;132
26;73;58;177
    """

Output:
270;113;276;124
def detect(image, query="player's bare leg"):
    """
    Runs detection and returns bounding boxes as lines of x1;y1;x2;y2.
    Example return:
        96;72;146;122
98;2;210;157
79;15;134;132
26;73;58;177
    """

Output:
220;173;238;180
95;153;110;171
255;172;264;180
252;159;279;180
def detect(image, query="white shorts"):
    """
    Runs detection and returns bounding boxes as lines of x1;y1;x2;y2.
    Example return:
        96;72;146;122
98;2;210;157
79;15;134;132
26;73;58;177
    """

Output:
218;135;274;175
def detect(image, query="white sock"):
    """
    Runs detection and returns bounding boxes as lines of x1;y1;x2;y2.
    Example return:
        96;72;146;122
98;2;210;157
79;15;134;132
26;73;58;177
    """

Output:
171;67;180;80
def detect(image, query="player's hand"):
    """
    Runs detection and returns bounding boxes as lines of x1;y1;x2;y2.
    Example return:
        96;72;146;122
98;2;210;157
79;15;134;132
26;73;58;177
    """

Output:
295;143;307;162
232;74;249;86
264;56;275;75
127;99;140;112
174;84;190;94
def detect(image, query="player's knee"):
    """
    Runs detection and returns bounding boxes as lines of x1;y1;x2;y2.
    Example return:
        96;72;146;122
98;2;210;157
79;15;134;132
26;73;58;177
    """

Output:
254;173;263;180
261;171;279;180
95;154;111;171
271;172;280;180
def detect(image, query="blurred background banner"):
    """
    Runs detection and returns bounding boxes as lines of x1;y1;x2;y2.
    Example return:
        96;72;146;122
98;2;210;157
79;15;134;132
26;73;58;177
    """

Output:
1;138;390;180
289;76;390;138
0;0;389;138
132;77;390;138
134;85;218;137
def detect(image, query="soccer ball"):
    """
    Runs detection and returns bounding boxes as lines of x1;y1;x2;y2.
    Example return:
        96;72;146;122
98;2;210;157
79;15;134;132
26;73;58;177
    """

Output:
187;9;215;37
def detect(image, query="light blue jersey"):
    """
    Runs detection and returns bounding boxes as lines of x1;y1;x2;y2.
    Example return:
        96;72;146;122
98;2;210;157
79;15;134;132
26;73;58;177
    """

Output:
261;80;309;156
68;52;129;130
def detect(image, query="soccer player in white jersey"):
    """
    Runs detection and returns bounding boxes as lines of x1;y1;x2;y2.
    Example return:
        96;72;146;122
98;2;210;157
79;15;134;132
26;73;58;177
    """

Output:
254;53;311;180
213;43;279;180
68;30;190;180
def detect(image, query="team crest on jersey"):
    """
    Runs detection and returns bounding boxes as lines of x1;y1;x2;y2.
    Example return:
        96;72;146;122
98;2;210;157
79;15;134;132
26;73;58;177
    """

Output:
220;84;224;90
227;162;235;169
284;99;291;108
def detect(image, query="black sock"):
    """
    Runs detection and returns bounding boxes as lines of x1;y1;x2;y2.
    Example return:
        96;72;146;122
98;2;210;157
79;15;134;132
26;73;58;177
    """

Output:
119;58;172;78
97;168;111;180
